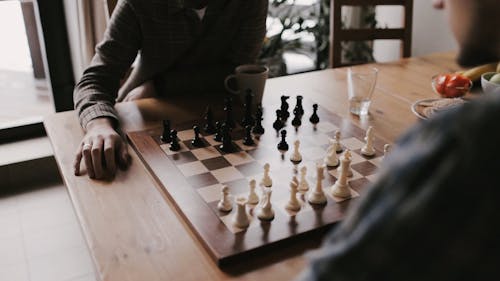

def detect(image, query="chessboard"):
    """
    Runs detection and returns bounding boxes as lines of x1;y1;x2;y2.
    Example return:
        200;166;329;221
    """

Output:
127;96;389;266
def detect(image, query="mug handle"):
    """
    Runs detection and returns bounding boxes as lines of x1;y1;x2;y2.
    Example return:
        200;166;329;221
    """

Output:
224;74;239;94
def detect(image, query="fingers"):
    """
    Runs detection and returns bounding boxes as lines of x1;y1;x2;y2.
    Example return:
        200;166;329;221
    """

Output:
74;143;84;176
117;140;131;170
91;138;105;179
432;0;444;9
104;138;117;176
82;141;95;178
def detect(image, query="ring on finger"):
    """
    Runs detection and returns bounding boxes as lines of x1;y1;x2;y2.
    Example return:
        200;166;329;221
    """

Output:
82;143;92;150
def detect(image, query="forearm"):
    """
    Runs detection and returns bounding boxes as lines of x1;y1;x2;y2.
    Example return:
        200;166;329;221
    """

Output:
155;64;235;95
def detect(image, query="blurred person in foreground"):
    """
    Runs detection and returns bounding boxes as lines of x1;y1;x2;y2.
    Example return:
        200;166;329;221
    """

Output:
298;0;500;280
73;0;268;179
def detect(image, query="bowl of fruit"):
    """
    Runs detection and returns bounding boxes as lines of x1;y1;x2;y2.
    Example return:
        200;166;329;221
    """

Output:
481;72;500;94
432;73;472;98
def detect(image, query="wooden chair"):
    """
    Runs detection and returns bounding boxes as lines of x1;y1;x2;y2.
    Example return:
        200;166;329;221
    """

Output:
330;0;413;68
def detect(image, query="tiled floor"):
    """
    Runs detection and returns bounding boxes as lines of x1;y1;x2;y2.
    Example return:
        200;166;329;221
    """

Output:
0;183;97;281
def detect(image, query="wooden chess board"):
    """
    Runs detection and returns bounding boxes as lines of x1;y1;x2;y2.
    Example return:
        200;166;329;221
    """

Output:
127;97;388;266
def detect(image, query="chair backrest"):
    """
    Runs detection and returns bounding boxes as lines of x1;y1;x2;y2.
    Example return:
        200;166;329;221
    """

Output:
330;0;413;68
106;0;118;17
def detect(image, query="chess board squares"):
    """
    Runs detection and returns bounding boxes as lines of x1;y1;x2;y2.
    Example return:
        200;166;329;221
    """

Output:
274;194;313;217
234;139;259;151
190;146;221;161
177;161;209;177
316;122;338;134
210;166;246;183
223;151;255;166
186;172;219;189
328;167;364;182
351;161;378;176
177;129;195;141
329;188;360;203
218;208;259;234
183;139;210;150
234;161;263;178
201;157;232;170
301;133;331;147
341;137;365;151
301;146;327;162
197;183;225;203
348;178;372;195
369;156;384;167
203;135;221;146
166;151;197;164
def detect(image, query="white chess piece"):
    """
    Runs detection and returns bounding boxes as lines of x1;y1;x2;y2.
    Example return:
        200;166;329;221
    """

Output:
333;130;343;152
232;197;250;228
257;188;275;221
361;126;376;156
217;185;233;212
261;163;272;187
324;141;339;167
247;179;259;204
298;166;310;192
337;150;353;177
290;140;302;162
383;144;391;160
285;177;301;211
331;153;352;198
308;164;327;205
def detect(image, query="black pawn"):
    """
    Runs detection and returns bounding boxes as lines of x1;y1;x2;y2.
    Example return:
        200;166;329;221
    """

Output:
160;120;172;143
277;130;289;152
280;95;290;119
252;105;265;136
309;104;320;126
213;121;223;142
291;111;301;128
203;106;215;134
241;89;255;127
169;130;180;151
219;124;235;152
243;125;255;146
191;125;204;147
273;109;284;132
224;97;235;128
294;95;304;116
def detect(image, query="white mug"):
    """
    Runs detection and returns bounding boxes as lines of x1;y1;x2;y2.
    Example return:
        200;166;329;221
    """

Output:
224;64;269;104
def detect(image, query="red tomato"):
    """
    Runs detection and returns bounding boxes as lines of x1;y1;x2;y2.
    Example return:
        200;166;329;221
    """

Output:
443;74;471;98
434;74;450;95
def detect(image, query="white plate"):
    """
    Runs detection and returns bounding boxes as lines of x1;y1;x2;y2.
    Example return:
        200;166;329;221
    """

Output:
411;98;466;120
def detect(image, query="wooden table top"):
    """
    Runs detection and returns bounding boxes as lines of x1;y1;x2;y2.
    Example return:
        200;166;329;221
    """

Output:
44;52;462;281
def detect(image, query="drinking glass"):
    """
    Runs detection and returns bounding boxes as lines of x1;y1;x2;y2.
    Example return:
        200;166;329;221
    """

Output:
347;67;378;115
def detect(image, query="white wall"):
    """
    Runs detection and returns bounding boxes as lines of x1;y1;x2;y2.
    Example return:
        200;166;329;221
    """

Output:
373;1;457;62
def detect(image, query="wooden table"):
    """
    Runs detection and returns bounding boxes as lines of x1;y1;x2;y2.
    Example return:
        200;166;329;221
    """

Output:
44;52;461;281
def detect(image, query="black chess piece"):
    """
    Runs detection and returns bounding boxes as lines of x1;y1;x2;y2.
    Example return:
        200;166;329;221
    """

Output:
213;121;223;142
169;130;180;151
203;106;215;134
224;97;235;128
291;111;302;128
252;105;265;136
280;95;290;119
309;103;320;127
294;95;304;116
219;124;235;152
273;109;284;132
243;125;255;146
277;130;289;152
160;120;172;143
241;89;255;127
191;125;204;147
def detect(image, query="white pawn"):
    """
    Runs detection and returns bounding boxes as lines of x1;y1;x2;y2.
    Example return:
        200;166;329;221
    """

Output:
217;185;233;212
285;177;301;211
333;130;343;152
331;153;352;198
383;144;391;160
324;144;339;167
298;166;310;192
361;126;376;156
290;140;302;163
260;163;272;187
257;188;275;221
247;179;259;204
337;150;353;177
232;197;250;228
308;164;327;205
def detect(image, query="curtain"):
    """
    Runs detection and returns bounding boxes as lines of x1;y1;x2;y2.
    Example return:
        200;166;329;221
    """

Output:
63;0;108;81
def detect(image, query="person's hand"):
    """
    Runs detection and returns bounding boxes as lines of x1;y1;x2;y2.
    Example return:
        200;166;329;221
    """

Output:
74;118;131;179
